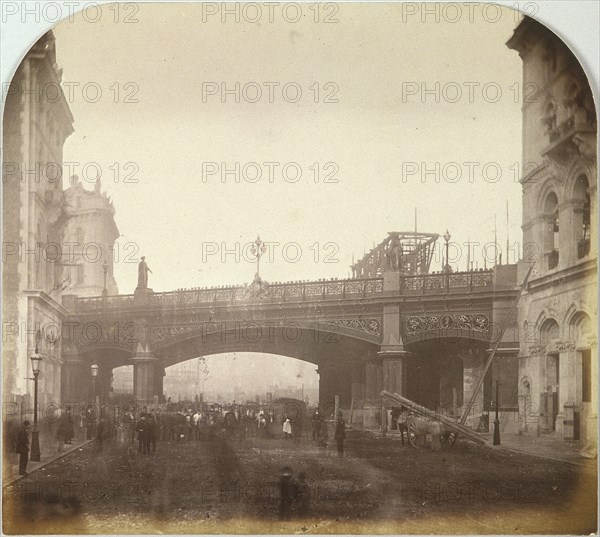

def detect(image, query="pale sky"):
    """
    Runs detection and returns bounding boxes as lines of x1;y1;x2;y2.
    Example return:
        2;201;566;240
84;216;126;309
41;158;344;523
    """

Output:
46;2;527;293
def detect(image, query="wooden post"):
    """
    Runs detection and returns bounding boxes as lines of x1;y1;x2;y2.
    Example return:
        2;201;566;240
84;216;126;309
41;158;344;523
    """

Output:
452;387;458;419
334;395;339;421
349;397;355;426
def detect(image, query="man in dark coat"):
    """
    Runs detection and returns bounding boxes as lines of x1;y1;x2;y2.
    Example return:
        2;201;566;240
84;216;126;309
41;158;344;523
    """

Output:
279;466;296;520
334;415;346;456
136;416;148;454
146;412;157;454
312;410;321;440
16;421;30;476
96;417;106;452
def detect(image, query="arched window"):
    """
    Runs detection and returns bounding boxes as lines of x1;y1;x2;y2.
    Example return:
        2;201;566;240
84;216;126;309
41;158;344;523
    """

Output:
573;175;591;259
543;192;559;269
539;318;560;346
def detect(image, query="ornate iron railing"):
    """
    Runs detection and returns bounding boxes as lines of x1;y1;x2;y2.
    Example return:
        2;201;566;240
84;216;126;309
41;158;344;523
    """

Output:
73;270;494;312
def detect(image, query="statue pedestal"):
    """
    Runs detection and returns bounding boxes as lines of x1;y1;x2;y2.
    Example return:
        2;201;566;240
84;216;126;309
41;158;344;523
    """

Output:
134;287;154;306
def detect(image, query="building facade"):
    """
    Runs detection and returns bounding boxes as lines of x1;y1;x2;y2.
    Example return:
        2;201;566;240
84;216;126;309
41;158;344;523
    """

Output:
3;32;74;410
62;177;119;298
2;32;119;417
507;18;597;447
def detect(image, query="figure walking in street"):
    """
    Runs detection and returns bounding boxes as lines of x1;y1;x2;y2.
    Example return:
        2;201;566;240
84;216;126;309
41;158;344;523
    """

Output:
282;418;292;440
97;417;106;452
124;410;136;444
16;420;30;476
279;466;296;520
147;412;157;453
296;472;310;518
334;414;346;456
312;410;321;440
137;415;148;454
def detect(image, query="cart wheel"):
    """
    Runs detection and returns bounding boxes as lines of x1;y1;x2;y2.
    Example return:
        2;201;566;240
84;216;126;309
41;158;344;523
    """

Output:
441;432;458;449
407;419;418;448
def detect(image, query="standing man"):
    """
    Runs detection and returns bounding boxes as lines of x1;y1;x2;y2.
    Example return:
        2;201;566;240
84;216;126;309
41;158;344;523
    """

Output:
16;421;30;476
96;416;106;452
279;466;296;520
334;413;346;457
137;415;148;454
147;412;158;454
282;418;292;440
312;410;321;441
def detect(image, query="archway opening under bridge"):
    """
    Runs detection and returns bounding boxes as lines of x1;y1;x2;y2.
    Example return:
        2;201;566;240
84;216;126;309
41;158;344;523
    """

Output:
161;352;319;406
404;338;492;419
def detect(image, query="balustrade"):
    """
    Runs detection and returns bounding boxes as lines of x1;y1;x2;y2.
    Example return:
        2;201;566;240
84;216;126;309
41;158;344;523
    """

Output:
74;270;493;312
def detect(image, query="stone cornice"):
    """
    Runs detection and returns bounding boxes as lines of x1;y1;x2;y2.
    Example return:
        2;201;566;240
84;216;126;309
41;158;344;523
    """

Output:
527;258;597;292
23;289;70;317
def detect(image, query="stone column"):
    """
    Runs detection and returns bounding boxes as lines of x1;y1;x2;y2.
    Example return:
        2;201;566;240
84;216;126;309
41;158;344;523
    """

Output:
318;363;347;417
132;343;159;405
381;354;408;396
581;344;598;455
154;365;165;404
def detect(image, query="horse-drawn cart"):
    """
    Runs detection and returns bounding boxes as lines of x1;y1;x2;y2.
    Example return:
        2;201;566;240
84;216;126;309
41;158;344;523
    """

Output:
382;390;488;450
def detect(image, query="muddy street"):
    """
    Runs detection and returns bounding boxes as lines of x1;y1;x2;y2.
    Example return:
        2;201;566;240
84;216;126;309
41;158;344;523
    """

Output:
3;430;596;534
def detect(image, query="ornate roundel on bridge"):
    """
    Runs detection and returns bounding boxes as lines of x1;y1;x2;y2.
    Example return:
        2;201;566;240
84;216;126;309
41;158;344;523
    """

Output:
405;313;490;336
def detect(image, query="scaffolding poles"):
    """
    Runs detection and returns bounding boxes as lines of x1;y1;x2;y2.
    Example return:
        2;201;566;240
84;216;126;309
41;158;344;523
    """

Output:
459;264;534;426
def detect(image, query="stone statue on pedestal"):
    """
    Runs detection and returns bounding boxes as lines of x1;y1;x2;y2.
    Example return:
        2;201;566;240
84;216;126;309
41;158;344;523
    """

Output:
137;256;152;289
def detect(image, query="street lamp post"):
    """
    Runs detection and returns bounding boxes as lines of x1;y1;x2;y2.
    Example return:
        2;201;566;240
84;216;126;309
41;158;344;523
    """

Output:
29;349;43;462
443;229;451;273
493;380;501;445
91;363;99;438
250;235;267;281
102;260;108;303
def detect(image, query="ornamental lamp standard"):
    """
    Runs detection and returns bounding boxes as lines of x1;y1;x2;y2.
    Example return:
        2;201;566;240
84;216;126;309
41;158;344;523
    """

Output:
493;380;501;445
250;235;267;280
443;229;451;273
91;362;100;437
102;260;108;301
91;362;99;383
29;348;43;462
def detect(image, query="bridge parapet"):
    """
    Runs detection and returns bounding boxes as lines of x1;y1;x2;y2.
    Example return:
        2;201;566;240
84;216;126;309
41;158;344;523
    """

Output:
401;269;493;293
70;269;496;313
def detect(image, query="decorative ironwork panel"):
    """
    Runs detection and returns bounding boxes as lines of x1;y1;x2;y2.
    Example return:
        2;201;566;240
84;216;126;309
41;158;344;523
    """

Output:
448;273;470;287
405;313;490;335
326;282;344;296
216;289;232;302
304;283;323;297
269;286;285;299
331;318;382;336
285;284;303;298
365;279;383;293
424;274;445;290
345;281;364;295
471;272;493;287
404;276;423;291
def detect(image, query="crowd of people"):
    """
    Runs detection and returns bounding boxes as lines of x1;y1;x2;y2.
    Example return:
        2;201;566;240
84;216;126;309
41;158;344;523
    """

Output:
11;402;348;479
